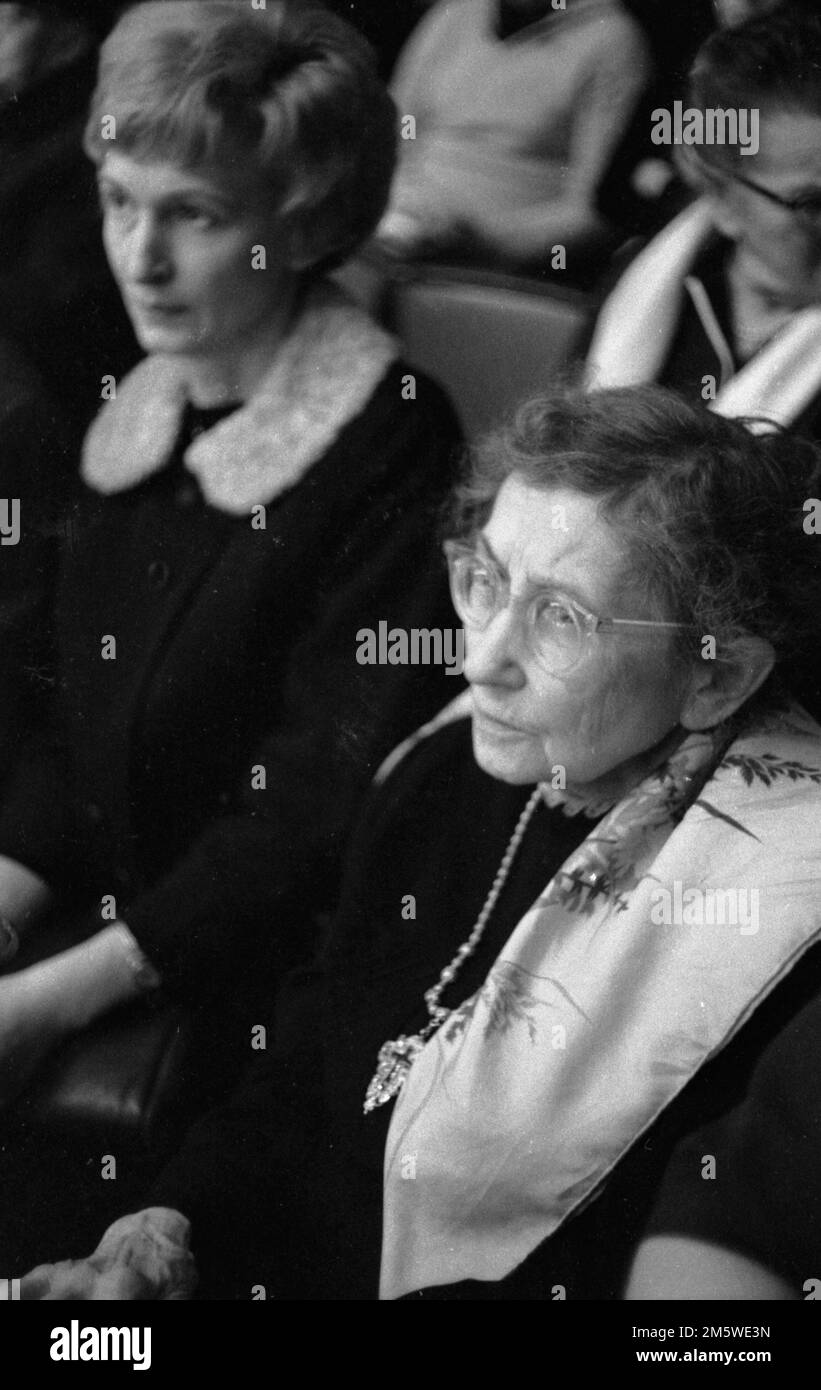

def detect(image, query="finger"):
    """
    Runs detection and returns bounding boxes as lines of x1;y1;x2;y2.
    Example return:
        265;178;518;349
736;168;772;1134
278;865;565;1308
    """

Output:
88;1268;152;1301
20;1269;53;1300
20;1264;67;1300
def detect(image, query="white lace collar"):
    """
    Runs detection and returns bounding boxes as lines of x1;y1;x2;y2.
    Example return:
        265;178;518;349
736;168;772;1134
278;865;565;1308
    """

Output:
81;280;399;515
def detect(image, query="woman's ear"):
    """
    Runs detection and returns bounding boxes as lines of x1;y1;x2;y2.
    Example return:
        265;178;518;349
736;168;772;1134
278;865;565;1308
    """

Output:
284;221;320;273
277;203;325;274
680;634;776;730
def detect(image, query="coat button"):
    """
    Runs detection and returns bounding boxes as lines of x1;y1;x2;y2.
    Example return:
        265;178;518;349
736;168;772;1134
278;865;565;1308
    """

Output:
147;559;171;590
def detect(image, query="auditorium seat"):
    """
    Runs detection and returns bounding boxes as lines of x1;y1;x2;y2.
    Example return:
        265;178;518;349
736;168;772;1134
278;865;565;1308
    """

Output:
337;260;602;438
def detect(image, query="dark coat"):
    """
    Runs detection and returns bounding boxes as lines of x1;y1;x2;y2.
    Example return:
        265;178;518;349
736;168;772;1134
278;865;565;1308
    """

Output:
0;294;463;1007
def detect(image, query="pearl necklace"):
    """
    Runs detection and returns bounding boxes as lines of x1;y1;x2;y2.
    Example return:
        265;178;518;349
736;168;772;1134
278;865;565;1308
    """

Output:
363;785;544;1113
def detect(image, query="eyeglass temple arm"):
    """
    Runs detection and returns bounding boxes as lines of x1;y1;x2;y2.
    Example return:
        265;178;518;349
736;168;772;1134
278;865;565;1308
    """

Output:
600;618;690;632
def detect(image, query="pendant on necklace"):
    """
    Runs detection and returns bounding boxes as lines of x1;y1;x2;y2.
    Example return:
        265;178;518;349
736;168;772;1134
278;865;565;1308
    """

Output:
363;1033;425;1113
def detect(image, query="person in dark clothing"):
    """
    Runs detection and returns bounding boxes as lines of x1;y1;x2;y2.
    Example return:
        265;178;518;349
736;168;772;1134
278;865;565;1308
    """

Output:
0;3;138;448
19;385;821;1300
0;340;71;791
0;1;462;1106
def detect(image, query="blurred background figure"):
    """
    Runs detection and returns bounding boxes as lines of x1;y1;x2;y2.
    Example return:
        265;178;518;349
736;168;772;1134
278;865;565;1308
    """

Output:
374;0;654;276
0;4;133;796
587;6;821;432
586;4;821;714
598;0;819;238
0;2;137;450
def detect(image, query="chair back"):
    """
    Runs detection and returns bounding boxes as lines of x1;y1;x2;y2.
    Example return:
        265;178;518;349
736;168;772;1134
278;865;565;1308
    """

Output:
387;267;600;438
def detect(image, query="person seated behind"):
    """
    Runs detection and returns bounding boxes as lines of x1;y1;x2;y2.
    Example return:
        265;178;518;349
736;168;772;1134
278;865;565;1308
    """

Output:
374;0;654;273
0;1;461;1108
19;384;821;1300
0;340;71;790
0;2;137;448
586;7;821;437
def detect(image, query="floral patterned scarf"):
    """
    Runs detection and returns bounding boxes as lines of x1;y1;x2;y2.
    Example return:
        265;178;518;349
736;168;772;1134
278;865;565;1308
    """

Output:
379;694;821;1298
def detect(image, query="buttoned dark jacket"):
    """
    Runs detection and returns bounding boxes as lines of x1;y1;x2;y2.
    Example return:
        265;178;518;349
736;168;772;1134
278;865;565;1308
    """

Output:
0;357;462;1010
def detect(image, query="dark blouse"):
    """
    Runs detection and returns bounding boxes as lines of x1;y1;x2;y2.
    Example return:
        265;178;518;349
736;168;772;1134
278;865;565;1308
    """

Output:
149;719;821;1299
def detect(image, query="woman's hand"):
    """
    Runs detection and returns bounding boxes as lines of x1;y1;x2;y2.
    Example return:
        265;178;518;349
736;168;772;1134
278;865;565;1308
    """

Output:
0;969;69;1107
0;925;155;1109
19;1209;197;1301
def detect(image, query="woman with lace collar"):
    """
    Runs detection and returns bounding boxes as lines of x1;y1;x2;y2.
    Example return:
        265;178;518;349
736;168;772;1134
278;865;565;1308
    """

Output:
0;2;461;1111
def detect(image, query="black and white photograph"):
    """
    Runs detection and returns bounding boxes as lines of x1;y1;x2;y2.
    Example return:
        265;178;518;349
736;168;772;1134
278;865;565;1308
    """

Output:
0;0;819;1362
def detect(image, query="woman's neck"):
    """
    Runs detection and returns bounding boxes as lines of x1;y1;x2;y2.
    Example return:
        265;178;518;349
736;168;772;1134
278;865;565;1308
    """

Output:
180;281;303;408
560;724;690;813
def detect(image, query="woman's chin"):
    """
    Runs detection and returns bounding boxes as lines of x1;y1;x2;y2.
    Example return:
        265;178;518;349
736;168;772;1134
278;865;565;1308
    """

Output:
130;315;204;357
133;324;191;355
471;723;549;785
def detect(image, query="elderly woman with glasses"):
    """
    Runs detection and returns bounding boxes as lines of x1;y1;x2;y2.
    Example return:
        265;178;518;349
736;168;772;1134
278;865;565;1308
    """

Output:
19;382;821;1301
0;0;460;1110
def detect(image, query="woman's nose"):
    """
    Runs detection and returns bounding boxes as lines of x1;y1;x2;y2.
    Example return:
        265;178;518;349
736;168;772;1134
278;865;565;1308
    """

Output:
463;609;527;687
121;213;172;283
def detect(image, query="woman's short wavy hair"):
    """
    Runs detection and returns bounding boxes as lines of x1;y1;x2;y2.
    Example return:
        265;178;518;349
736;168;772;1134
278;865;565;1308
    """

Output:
451;383;821;691
84;0;397;272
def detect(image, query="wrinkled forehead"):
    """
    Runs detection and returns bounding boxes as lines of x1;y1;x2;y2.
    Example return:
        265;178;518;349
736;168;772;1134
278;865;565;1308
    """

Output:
481;475;635;610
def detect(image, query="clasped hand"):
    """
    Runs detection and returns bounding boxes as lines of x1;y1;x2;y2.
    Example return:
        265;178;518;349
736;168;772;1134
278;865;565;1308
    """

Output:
17;1209;197;1301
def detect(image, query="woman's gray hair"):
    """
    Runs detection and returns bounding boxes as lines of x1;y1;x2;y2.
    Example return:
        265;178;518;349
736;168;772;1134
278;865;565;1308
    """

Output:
84;0;397;273
451;382;821;690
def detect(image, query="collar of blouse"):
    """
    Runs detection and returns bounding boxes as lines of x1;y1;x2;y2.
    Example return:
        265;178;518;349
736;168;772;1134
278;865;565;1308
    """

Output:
81;279;399;516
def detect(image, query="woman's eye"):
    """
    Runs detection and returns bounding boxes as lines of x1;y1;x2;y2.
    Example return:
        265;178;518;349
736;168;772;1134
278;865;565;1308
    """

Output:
465;568;498;609
174;205;219;227
534;598;577;633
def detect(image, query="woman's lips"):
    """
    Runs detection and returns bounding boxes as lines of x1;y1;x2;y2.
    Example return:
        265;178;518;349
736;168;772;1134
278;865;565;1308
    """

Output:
129;299;187;318
472;705;530;737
